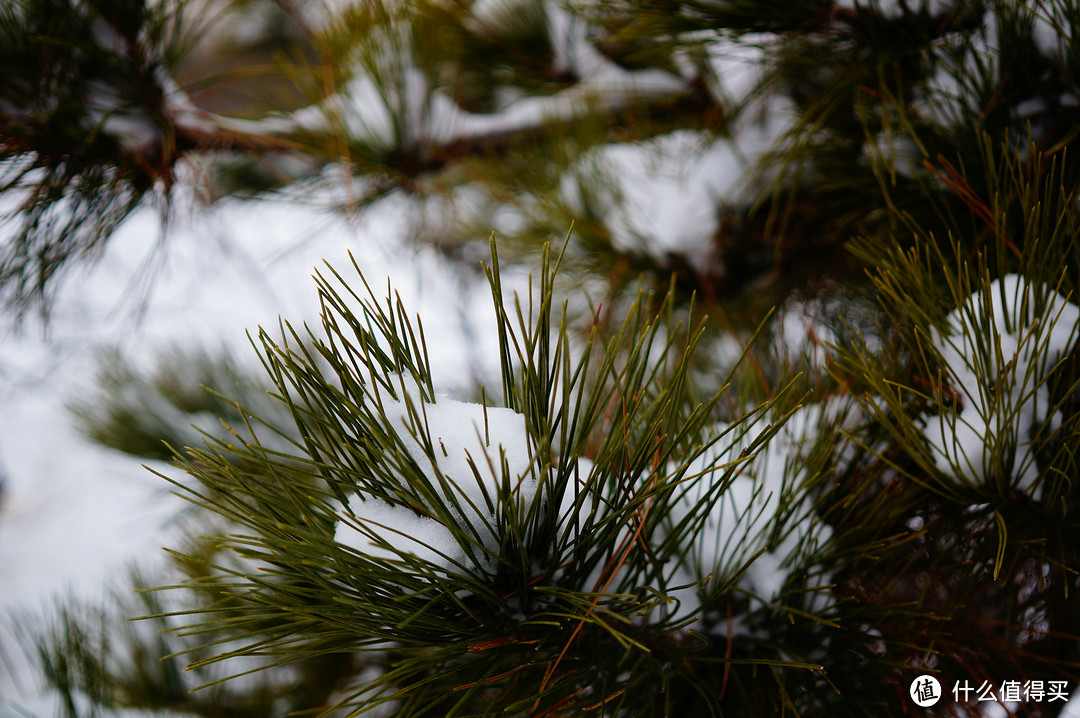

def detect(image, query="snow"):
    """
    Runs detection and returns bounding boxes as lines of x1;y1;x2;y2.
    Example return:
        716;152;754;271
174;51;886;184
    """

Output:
339;499;464;568
82;14;223;152
704;34;772;108
775;296;841;369
425;62;685;144
832;0;955;20
0;187;511;707
981;690;1080;718
1065;690;1080;717
0;690;192;718
570;131;739;271
773;286;882;368
671;402;836;607
468;0;536;32
865;130;923;178
1030;2;1069;58
257;0;691;152
2;4;1070;710
925;275;1080;496
335;378;535;577
919;9;1000;130
557;106;792;275
0;403;183;608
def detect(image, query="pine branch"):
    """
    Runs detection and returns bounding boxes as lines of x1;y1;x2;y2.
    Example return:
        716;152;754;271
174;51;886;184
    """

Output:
104;236;837;716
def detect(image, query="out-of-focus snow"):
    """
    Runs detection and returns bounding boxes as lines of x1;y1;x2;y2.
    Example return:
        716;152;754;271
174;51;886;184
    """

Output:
559;102;793;275
775;295;842;369
254;0;691;152
704;33;773;108
919;8;1000;130
1064;689;1080;717
0;690;192;718
1031;3;1069;58
0;400;182;608
335;378;535;576
430;0;690;143
85;77;161;152
773;286;882;368
567;131;739;271
832;0;955;19
925;275;1080;495
979;687;1080;718
0;187;509;705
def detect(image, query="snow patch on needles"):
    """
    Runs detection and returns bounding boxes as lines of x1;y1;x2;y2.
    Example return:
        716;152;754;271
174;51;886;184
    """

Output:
334;378;535;577
673;403;835;604
926;275;1080;496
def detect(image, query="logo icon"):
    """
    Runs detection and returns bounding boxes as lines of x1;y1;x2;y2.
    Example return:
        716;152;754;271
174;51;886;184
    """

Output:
911;675;942;707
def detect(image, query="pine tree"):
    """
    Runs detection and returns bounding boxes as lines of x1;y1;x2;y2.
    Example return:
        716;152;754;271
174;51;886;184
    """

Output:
3;0;1080;716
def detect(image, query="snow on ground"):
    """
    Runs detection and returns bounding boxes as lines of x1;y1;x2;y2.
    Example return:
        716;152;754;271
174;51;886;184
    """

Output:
0;188;503;708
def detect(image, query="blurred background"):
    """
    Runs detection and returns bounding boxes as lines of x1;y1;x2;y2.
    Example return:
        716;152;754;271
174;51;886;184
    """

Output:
2;0;1080;714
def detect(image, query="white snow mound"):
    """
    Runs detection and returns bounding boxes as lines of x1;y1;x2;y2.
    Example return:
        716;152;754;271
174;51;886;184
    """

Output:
334;378;535;576
926;274;1079;495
